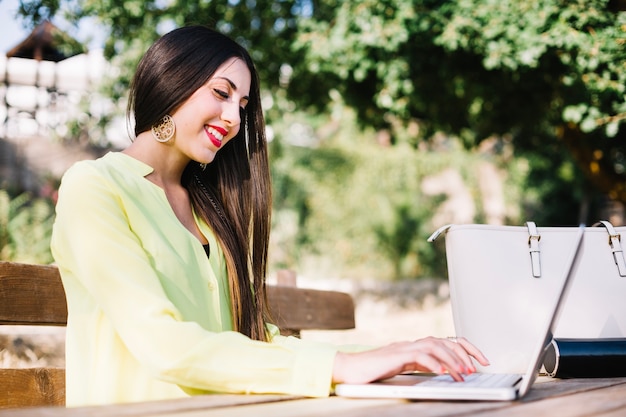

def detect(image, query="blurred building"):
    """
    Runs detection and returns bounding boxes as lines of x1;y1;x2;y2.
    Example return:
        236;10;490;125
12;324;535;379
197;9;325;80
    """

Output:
0;20;110;139
0;21;120;194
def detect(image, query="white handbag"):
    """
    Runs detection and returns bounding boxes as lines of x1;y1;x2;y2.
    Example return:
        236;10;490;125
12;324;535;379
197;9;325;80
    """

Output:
428;221;626;373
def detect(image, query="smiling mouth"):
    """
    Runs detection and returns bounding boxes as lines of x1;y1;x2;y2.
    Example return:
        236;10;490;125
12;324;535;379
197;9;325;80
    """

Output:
205;126;226;148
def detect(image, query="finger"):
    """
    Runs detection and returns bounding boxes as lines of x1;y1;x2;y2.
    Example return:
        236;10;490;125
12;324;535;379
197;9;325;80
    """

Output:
428;338;473;375
422;339;470;378
413;351;457;378
430;348;466;381
454;337;490;366
447;368;465;382
444;339;478;373
446;336;486;370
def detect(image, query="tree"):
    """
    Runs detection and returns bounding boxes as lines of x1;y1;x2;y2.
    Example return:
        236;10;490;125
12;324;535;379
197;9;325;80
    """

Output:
17;0;626;217
290;0;626;217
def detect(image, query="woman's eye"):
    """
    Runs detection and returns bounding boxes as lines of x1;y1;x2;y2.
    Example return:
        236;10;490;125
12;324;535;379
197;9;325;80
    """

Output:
214;89;229;99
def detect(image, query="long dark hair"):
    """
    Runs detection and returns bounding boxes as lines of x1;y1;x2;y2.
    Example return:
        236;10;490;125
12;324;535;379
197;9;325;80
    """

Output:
128;26;271;342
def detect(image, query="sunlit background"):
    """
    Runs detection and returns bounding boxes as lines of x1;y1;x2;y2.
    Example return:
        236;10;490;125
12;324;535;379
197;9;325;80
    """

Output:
0;0;625;365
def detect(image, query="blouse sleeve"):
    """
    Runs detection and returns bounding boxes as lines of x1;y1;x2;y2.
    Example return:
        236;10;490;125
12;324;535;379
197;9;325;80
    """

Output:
51;161;338;397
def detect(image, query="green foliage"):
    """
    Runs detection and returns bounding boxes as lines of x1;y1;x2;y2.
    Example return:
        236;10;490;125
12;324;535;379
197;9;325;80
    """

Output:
0;190;55;264
20;0;625;206
519;143;601;226
269;105;524;280
292;0;626;206
294;0;625;139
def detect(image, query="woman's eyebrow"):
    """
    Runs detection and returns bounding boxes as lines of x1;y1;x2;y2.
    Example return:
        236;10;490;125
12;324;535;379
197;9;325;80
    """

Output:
214;77;250;101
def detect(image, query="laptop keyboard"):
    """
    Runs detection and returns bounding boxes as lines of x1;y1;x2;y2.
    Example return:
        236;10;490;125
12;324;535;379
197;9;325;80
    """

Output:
419;373;522;388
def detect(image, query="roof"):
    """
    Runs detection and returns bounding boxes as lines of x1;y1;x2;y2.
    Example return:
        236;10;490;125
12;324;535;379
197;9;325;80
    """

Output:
6;20;86;62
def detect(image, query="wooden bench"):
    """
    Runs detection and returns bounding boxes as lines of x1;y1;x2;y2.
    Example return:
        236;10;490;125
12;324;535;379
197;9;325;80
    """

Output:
0;261;355;409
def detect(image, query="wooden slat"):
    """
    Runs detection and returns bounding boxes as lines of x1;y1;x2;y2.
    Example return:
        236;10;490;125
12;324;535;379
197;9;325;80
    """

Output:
4;379;625;417
267;285;355;331
0;261;356;332
0;262;67;326
469;380;626;417
0;368;65;408
0;394;301;417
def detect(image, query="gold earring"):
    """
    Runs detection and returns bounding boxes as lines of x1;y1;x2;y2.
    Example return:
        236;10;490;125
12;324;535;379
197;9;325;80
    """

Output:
151;114;175;143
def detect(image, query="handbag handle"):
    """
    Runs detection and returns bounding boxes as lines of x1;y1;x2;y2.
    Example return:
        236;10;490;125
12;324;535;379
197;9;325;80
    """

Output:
526;221;626;278
593;220;626;277
526;221;541;278
429;221;626;278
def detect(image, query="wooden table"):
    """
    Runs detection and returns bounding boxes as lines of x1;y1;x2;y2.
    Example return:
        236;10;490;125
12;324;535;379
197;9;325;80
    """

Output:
2;376;626;417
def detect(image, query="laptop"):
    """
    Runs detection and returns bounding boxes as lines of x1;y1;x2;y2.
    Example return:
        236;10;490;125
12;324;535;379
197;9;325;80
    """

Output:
334;225;585;402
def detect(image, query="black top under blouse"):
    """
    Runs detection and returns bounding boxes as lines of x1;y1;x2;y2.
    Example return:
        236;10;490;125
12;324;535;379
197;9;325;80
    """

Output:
203;243;210;258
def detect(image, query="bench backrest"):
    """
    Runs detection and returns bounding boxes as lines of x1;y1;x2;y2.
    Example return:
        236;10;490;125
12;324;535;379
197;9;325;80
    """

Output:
0;261;355;408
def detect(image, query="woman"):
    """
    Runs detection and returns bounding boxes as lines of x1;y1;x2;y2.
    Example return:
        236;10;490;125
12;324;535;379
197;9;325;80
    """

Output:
51;25;488;407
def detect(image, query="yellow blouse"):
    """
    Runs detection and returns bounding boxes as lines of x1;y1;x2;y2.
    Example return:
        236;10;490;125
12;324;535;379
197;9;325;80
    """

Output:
51;152;338;407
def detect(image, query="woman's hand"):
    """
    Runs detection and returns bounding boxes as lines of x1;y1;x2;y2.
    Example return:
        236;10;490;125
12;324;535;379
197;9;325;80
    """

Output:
332;336;490;384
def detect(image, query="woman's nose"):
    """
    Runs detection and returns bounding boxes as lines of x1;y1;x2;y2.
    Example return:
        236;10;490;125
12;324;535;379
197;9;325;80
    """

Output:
221;102;241;127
